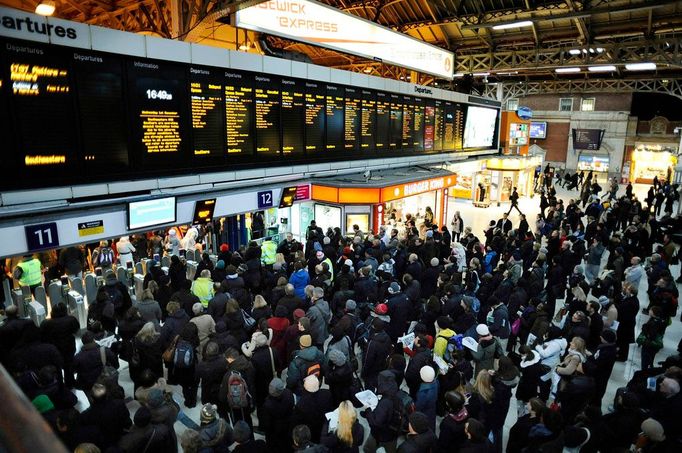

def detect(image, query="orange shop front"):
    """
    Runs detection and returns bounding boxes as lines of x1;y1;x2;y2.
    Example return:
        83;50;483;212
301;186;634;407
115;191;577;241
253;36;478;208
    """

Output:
310;173;458;236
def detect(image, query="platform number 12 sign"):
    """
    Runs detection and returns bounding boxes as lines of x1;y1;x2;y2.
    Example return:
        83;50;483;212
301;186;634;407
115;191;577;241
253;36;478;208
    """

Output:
25;222;60;252
257;190;273;209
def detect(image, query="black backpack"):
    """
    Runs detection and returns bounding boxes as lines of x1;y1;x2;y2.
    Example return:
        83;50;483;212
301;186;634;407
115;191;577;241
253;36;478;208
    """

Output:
387;390;415;435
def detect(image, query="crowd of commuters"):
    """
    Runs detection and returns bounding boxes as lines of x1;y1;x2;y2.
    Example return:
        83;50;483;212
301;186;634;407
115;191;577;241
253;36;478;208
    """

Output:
1;168;682;453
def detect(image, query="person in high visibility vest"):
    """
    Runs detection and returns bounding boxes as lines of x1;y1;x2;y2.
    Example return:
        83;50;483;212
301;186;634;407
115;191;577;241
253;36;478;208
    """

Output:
191;269;215;308
13;254;42;296
261;239;277;266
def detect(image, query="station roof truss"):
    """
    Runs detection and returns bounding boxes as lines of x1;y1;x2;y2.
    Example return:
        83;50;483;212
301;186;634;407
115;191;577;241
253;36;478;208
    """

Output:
2;0;682;92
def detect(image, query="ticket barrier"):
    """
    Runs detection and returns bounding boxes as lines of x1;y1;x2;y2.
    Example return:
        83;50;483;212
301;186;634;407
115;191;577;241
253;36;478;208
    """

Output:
134;274;145;300
2;279;11;308
34;286;49;314
135;262;143;275
71;277;85;297
186;249;196;262
48;281;66;307
141;258;152;275
85;273;98;305
66;290;87;329
116;267;128;286
161;256;171;269
26;300;46;326
186;260;198;280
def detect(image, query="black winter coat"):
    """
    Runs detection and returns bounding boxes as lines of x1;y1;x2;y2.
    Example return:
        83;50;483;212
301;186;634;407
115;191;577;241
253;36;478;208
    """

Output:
405;348;433;396
196;353;229;405
40;313;80;360
292;389;334;443
386;292;411;342
81;398;132;449
261;389;295;453
160;310;189;349
320;419;364;453
325;361;354;405
397;430;437;453
250;345;278;407
364;370;399;443
72;343;118;392
361;331;392;391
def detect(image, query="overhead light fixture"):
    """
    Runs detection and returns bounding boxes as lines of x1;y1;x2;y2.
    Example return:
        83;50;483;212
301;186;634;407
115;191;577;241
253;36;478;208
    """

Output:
453;73;465;78
472;72;490;76
569;49;581;55
625;62;656;71
582;49;588;54
555;67;581;73
596;47;605;53
35;0;56;16
363;67;372;73
588;65;616;72
492;20;533;30
588;48;595;53
496;71;519;75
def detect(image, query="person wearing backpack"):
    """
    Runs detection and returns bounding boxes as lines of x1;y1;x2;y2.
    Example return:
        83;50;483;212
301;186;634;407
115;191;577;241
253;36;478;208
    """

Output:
486;297;511;352
169;322;200;408
72;331;118;394
433;316;456;361
361;318;393;392
219;347;256;430
362;369;401;453
103;271;133;322
91;240;114;272
286;334;325;395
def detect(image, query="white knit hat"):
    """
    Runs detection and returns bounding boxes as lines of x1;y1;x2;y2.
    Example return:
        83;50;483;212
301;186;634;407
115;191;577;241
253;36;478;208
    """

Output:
420;365;436;383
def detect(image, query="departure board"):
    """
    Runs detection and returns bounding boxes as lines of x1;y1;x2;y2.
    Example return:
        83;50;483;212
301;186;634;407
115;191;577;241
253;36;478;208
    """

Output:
424;104;435;151
433;101;444;151
0;50;12;172
281;78;305;155
401;96;414;150
129;60;187;162
344;87;361;150
225;71;254;155
6;41;76;170
189;67;223;158
453;103;465;150
326;85;344;152
375;92;390;150
305;82;325;154
389;94;403;149
413;98;425;151
360;89;376;151
254;75;281;155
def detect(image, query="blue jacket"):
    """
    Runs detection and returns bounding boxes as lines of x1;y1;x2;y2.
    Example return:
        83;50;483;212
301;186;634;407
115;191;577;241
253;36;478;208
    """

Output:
416;380;439;431
289;269;310;300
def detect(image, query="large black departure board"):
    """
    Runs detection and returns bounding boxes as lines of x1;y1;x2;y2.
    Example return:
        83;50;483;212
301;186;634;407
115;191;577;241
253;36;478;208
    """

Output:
305;81;325;154
360;89;376;151
0;36;499;190
254;75;281;156
225;71;254;156
128;60;188;167
344;87;361;150
401;96;414;151
189;66;224;158
389;94;402;150
281;78;305;155
5;41;76;172
375;92;390;151
325;84;344;152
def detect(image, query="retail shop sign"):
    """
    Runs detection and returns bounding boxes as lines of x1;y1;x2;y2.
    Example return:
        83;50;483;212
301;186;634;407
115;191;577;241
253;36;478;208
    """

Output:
382;176;454;202
78;220;104;237
25;222;59;252
295;184;310;201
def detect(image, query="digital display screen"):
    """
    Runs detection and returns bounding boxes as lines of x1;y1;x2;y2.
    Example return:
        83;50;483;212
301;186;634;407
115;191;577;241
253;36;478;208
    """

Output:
254;75;281;155
281;78;305;155
401;96;414;150
279;186;297;208
128;197;176;230
572;128;604;150
225;71;254;155
530;121;547;139
189;67;224;158
389;94;402;149
326;84;344;152
7;42;75;170
433;101;444;151
424;103;435;151
413;98;424;151
193;198;216;223
360;90;375;151
344;87;361;150
305;82;325;154
443;102;455;150
73;51;128;172
375;92;390;150
463;105;498;148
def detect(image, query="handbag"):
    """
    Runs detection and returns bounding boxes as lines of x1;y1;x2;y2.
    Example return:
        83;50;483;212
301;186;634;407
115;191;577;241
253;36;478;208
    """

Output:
346;336;359;371
511;318;522;336
162;335;179;364
242;309;256;331
130;339;141;368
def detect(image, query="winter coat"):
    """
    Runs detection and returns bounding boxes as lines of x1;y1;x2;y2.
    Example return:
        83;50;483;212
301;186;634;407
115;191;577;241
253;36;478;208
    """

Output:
286;345;325;394
292;388;334;443
289;269;310;300
516;351;544;401
320;419;364;453
118;423;174;452
365;370;400;442
248;345;278;407
261;389;295;453
190;313;216;355
487;304;510;339
81;398;132;449
129;335;164;384
307;300;331;347
134;298;163;329
361;330;392;391
534;338;567;369
207;292;229;322
397;430;437;453
325;360;354;405
437;409;469;451
40;313;80;360
405;348;434;396
416;381;439;431
471;337;504;378
73;343;118;392
386;292;411;342
196;353;229;405
160;309;189;349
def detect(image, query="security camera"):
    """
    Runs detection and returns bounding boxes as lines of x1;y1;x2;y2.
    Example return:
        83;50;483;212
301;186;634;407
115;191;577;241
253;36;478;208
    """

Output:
674;127;681;135
364;170;371;180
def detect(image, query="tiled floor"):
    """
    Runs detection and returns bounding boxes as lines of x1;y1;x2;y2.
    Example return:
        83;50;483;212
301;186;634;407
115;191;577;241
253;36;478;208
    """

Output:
69;181;681;451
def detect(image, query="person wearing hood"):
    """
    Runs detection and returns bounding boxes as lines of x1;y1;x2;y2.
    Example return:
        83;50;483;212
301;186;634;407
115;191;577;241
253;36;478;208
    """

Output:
362;370;401;452
116;236;136;268
307;287;331;349
286;334;325;395
196;341;228;405
291;375;334;443
470;324;505;378
397;411;437;453
118;406;173;452
260;377;295;452
415;366;439;432
361;318;393;392
386;281;411;344
437;390;469;451
40;302;80;387
534;326;568;401
325;348;355;406
241;330;278;425
582;329;617;407
197;403;233;452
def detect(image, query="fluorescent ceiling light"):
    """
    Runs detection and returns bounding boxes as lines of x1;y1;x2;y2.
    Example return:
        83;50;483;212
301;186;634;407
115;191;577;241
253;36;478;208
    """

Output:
625;62;656;71
492;20;533;30
453;73;465;78
569;49;581;55
588;65;616;72
473;72;490;76
596;47;605;53
35;0;55;16
555;67;581;73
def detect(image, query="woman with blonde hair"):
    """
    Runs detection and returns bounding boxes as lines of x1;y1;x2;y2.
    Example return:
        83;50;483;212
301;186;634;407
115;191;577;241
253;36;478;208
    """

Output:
320;400;364;452
130;321;163;392
251;294;272;323
466;370;495;434
134;286;162;329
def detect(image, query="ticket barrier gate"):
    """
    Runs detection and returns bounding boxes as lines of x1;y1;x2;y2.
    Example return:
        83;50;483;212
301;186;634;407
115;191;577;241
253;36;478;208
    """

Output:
66;290;87;329
141;258;152;276
186;249;196;262
85;273;98;305
186;261;198;280
12;287;46;326
71;277;85;297
134;274;145;300
2;279;11;308
135;262;143;276
34;286;49;314
116;267;128;286
48;281;65;307
161;256;171;269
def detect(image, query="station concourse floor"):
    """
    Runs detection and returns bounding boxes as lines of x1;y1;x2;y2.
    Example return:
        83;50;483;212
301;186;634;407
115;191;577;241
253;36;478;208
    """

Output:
68;181;681;451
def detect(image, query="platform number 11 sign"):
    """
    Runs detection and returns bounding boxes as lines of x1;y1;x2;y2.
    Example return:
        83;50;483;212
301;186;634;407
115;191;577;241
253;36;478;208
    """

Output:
25;222;60;252
257;190;273;209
